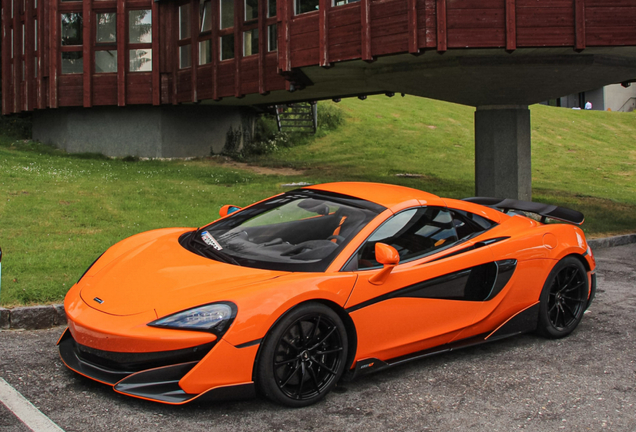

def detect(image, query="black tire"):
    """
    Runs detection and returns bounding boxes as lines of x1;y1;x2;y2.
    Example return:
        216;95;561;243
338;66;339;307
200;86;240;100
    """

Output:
256;303;348;407
537;256;589;339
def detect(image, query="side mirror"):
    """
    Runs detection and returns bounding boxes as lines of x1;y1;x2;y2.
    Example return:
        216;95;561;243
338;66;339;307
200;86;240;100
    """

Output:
369;243;399;285
219;205;241;218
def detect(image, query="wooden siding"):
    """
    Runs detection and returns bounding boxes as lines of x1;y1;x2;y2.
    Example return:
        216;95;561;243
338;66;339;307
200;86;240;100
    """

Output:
2;0;636;114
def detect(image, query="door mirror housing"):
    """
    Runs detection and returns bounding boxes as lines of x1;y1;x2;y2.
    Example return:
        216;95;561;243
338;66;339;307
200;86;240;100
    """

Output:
219;205;241;218
369;243;400;285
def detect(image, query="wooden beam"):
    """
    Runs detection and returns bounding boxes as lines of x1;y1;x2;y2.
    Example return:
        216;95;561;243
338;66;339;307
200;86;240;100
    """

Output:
49;0;58;108
318;0;328;66
360;0;371;61
234;0;242;97
191;0;198;102
574;0;585;51
36;0;44;108
436;0;446;53
277;0;290;72
116;0;125;106
505;0;516;52
171;2;178;105
212;0;219;100
13;0;21;112
152;0;160;105
82;0;92;107
258;0;266;94
2;0;11;114
408;0;418;54
25;0;34;111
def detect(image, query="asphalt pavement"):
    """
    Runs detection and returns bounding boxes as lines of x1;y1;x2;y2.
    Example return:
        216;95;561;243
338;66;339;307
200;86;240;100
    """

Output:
0;244;635;432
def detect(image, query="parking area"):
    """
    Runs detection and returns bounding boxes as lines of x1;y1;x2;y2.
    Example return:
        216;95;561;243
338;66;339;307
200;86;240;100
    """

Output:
1;243;635;432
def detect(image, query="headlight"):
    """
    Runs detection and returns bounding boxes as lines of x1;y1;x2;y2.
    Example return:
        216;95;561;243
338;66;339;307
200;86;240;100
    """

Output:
148;302;236;334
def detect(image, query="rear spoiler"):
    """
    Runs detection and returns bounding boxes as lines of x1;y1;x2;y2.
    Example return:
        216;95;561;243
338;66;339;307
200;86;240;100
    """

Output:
462;197;584;225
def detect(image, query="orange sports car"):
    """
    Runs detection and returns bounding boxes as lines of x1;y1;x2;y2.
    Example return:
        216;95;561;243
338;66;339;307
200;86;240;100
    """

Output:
58;182;596;407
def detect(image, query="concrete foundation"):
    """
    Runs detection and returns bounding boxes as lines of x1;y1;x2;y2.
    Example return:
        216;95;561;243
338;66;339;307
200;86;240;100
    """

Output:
33;105;256;158
475;106;532;201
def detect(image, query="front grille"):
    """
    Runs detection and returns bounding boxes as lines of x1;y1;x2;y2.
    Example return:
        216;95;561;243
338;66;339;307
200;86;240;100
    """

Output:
73;338;216;373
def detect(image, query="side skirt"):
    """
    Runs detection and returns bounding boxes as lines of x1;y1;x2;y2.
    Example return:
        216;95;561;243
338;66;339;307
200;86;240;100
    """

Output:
350;303;540;378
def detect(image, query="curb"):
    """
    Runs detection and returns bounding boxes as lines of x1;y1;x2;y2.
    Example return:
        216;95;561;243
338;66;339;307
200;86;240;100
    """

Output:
1;233;635;331
0;305;66;331
587;233;636;250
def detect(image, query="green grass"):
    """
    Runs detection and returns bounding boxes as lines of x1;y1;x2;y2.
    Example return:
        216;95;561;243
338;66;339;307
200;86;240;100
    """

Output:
250;96;636;236
1;96;635;306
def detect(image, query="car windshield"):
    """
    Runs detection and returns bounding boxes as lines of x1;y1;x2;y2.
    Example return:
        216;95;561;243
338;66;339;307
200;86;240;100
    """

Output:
182;190;384;272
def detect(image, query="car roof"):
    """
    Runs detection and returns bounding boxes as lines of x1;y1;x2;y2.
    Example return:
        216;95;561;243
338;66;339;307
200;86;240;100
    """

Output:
303;182;447;210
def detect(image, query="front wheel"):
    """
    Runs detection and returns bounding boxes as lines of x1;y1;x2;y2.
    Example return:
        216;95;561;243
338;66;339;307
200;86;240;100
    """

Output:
256;303;348;407
537;256;589;339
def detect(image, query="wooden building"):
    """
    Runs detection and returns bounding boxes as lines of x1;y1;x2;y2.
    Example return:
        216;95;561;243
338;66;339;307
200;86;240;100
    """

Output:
3;0;636;114
2;0;636;199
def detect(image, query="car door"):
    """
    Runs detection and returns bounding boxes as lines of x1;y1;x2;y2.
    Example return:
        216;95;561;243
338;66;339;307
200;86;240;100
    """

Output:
344;207;498;364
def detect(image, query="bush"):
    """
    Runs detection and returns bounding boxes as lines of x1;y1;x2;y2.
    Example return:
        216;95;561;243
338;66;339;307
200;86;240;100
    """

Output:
317;102;345;130
229;102;346;160
0;113;33;139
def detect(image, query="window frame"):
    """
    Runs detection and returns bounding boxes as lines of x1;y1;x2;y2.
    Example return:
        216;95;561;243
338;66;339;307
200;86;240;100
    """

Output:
128;8;153;72
59;11;84;75
198;0;213;65
93;10;117;74
177;1;192;69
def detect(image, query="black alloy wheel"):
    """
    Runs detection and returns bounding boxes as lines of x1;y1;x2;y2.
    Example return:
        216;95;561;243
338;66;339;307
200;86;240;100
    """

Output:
256;303;348;407
537;256;589;339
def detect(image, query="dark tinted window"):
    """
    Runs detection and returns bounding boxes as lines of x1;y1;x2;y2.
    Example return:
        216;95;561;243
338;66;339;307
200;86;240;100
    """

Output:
451;210;494;240
357;207;458;270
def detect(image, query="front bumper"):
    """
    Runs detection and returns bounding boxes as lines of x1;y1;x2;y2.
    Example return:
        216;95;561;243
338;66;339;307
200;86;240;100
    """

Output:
58;328;256;404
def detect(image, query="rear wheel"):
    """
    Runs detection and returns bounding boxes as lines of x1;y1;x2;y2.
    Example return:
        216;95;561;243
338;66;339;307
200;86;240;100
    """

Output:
537;256;588;339
256;303;348;407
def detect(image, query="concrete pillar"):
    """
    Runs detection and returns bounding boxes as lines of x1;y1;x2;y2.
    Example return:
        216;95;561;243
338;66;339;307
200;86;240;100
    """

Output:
474;105;532;201
33;105;256;159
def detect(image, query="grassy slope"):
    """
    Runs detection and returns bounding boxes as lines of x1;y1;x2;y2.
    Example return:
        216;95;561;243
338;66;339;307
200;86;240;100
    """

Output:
252;96;636;236
0;142;298;305
1;96;635;305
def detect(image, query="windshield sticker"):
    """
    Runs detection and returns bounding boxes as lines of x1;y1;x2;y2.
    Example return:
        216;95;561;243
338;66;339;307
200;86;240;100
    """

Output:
201;231;223;250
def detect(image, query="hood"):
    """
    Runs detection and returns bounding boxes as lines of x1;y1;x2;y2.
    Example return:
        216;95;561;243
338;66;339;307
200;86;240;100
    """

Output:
79;229;286;317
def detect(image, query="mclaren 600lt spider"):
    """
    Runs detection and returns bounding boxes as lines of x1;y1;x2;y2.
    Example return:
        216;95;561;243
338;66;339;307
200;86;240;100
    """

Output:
58;182;596;407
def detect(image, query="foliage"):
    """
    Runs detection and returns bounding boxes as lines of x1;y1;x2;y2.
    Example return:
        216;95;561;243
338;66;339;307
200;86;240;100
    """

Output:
228;102;346;160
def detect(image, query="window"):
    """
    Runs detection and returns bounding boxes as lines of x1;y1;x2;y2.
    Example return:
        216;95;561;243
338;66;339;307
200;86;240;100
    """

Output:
129;10;152;43
129;10;152;71
333;0;359;5
220;0;234;29
200;0;212;32
243;29;258;56
95;12;116;73
199;40;212;65
221;34;234;60
450;210;494;240
268;0;277;17
96;12;116;43
178;4;191;68
296;0;319;14
245;0;258;21
357;208;459;270
61;13;82;46
268;24;277;51
61;13;83;74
